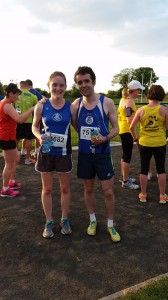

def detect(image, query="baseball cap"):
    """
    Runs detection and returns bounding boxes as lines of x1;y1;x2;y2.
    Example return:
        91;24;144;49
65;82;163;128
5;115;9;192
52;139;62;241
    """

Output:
5;83;21;95
128;80;145;90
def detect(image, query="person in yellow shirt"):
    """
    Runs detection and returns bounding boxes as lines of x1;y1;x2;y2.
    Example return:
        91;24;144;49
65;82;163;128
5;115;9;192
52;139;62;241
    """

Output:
130;84;168;204
118;80;145;189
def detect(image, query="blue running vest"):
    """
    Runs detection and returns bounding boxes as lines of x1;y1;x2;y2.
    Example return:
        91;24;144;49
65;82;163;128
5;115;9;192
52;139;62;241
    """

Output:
41;100;72;156
77;95;110;154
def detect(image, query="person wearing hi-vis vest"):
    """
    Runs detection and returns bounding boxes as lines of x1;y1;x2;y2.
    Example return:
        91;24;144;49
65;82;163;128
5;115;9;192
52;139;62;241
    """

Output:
32;71;77;239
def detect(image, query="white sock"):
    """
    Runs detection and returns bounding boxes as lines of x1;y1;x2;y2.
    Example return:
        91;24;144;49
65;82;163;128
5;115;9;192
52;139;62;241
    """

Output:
89;213;96;222
107;219;114;228
21;148;26;155
3;186;9;191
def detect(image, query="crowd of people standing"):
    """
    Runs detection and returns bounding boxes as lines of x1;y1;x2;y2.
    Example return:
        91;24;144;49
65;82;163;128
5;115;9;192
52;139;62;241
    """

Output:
0;67;168;241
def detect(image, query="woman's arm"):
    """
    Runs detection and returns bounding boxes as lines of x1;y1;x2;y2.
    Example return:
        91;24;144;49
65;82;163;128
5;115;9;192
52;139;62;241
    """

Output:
32;103;43;143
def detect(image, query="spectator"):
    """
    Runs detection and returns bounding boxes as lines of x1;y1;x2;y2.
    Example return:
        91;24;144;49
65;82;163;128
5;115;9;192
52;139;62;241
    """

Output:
25;79;43;158
25;79;42;101
118;81;145;189
15;81;38;164
0;83;34;197
130;84;168;204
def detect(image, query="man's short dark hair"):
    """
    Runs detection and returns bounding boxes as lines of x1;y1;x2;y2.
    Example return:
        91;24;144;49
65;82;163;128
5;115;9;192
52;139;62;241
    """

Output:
74;66;96;83
25;79;33;86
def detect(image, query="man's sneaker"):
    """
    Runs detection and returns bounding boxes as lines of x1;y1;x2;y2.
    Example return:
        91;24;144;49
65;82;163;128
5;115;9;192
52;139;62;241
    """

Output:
159;194;168;204
9;181;22;190
60;218;72;234
139;192;147;203
119;176;136;183
87;221;97;235
25;158;36;165
0;187;20;197
107;226;121;242
43;221;54;238
122;180;139;189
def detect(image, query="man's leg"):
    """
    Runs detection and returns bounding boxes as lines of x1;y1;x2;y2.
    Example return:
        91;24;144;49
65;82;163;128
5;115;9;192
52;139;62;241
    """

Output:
83;179;97;235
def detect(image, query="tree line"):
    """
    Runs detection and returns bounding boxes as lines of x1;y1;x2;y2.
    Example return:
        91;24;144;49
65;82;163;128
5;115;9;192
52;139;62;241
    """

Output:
0;67;165;100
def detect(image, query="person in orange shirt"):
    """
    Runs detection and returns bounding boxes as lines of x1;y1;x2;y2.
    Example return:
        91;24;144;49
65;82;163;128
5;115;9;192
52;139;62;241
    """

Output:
0;83;34;197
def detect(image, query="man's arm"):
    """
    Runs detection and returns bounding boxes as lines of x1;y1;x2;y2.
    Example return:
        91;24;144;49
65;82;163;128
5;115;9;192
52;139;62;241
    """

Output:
71;98;80;131
105;97;119;140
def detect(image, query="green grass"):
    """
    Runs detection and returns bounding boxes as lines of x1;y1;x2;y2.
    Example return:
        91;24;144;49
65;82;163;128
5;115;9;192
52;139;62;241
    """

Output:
117;276;168;300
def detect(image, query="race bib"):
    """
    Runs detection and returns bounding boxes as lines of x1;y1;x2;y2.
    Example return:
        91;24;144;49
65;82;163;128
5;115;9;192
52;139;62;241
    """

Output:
50;133;67;147
80;126;100;140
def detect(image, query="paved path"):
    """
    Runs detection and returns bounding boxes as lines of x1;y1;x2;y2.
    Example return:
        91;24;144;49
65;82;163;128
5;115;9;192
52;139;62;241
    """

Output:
0;145;168;300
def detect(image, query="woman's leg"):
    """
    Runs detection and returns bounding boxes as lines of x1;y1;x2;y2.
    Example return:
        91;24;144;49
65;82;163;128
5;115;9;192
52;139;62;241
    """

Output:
3;148;19;187
41;172;53;221
58;173;71;218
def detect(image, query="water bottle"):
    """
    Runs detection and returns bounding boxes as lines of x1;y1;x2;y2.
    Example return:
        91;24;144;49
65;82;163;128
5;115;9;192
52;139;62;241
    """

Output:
41;128;53;153
90;128;100;140
90;128;100;154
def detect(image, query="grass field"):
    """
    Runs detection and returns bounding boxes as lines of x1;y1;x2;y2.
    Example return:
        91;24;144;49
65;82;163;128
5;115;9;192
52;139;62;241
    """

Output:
117;276;168;300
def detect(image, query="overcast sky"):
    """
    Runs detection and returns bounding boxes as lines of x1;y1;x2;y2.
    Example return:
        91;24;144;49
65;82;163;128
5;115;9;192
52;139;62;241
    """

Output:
1;0;168;92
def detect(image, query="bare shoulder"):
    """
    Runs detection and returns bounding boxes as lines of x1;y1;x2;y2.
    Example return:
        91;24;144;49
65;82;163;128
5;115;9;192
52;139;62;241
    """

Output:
72;97;80;108
103;96;115;107
35;102;43;113
70;101;78;114
159;104;168;116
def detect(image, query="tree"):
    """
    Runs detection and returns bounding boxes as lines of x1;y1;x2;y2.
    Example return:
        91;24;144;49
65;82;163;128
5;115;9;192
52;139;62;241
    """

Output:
0;81;4;96
112;68;134;88
133;67;159;90
112;67;159;91
70;84;81;98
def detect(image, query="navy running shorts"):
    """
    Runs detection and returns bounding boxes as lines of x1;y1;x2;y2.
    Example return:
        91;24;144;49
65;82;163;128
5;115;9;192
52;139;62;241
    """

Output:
77;153;115;180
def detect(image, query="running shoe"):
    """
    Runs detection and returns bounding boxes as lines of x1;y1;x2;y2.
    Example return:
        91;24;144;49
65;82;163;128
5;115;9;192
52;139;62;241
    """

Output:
9;181;22;190
139;192;147;203
31;152;37;159
60;218;72;235
159;194;168;204
25;158;36;165
122;181;139;190
87;221;97;235
107;226;121;242
43;221;54;238
0;187;20;197
119;176;136;183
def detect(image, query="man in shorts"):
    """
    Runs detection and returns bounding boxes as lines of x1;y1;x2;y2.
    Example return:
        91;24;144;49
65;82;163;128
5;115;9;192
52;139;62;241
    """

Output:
72;66;120;242
15;81;38;164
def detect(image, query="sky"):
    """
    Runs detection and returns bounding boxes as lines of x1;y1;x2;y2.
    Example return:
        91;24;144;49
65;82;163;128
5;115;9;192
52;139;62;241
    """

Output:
1;0;168;93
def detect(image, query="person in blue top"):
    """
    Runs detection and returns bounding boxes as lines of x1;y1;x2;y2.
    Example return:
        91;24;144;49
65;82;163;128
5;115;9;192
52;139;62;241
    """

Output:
25;79;42;101
32;71;77;239
73;66;121;243
0;95;4;100
24;79;43;157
